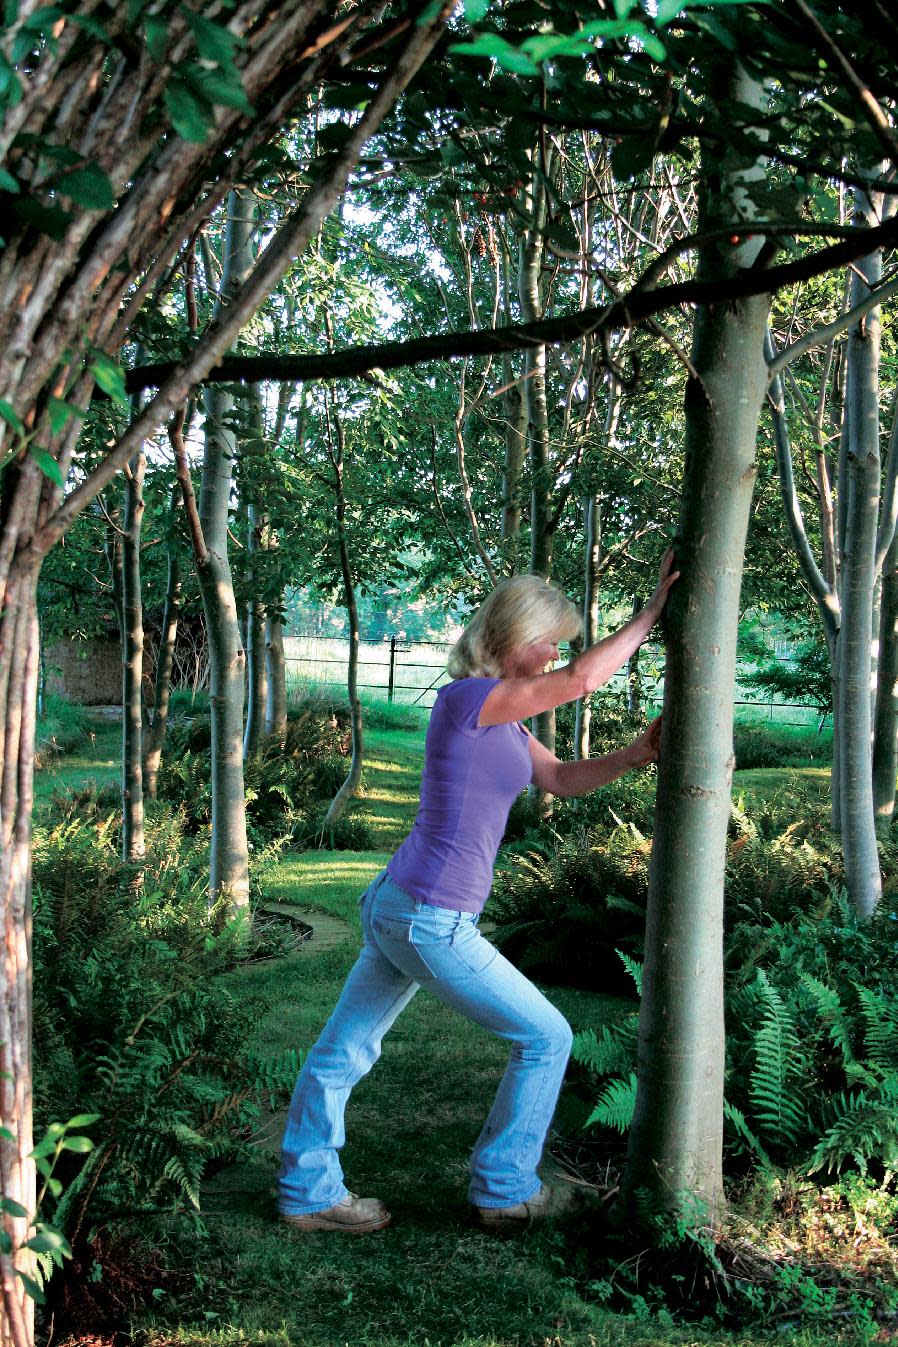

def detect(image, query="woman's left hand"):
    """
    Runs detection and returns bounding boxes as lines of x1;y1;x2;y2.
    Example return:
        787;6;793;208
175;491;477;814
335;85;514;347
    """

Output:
628;716;663;768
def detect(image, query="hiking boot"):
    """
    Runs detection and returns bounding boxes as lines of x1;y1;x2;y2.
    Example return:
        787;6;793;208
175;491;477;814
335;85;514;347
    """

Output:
281;1192;391;1233
473;1182;578;1231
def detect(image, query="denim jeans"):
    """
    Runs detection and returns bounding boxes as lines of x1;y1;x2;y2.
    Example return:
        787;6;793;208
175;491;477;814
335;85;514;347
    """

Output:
278;869;573;1215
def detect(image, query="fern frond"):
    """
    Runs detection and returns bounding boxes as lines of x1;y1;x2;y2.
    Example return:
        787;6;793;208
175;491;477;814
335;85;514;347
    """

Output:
723;1100;773;1171
750;970;806;1145
587;1074;638;1133
800;973;856;1068
615;951;643;996
571;1026;633;1079
807;1088;898;1175
855;986;898;1073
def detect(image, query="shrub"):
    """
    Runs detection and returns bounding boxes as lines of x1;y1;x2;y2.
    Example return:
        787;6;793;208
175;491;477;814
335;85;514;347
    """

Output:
32;791;300;1243
733;720;833;769
490;824;649;993
158;703;351;842
566;887;898;1182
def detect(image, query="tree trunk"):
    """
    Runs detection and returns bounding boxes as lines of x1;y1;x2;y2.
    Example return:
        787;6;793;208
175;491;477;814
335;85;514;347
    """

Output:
619;69;770;1220
143;487;183;800
626;596;642;716
574;496;601;760
0;567;39;1347
872;528;898;833
322;497;363;833
838;180;883;918
195;188;256;916
519;148;556;794
243;499;268;759
265;607;289;740
121;450;146;863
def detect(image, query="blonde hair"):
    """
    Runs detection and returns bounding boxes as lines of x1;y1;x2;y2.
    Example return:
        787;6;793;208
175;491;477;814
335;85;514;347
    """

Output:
447;575;582;679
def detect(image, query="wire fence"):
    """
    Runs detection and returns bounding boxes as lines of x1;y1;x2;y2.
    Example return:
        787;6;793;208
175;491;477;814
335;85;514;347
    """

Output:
283;635;830;726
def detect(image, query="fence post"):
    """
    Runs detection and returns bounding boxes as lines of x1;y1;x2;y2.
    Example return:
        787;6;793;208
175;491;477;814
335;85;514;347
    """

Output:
388;635;397;703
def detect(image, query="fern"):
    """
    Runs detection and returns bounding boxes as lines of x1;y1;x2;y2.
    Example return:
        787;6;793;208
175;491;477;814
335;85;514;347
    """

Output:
855;986;898;1073
723;1100;773;1171
807;1077;898;1175
749;969;807;1145
615;950;643;996
587;1074;638;1133
571;1025;633;1079
800;973;857;1069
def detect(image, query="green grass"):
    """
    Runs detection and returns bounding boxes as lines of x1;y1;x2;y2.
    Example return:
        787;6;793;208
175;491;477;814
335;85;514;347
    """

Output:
33;720;119;811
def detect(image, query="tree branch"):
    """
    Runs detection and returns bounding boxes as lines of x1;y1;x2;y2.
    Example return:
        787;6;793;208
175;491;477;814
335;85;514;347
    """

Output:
768;271;898;376
126;215;898;394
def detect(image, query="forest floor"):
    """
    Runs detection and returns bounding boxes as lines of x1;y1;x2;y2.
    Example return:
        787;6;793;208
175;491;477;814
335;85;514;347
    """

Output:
40;719;850;1347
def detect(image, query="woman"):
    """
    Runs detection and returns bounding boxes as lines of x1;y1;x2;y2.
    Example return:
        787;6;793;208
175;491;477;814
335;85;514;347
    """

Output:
278;552;678;1233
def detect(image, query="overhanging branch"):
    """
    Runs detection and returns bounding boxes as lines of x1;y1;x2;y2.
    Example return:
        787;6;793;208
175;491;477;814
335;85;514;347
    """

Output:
127;214;898;392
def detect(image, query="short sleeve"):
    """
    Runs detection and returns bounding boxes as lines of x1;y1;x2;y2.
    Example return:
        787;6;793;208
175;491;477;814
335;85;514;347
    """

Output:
439;677;500;735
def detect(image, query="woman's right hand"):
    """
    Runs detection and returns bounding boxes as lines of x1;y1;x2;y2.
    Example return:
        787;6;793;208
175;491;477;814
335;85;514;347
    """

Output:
644;547;680;622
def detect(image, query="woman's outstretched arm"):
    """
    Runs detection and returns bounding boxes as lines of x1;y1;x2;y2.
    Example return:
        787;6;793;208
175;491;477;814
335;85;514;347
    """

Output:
479;551;678;728
526;719;661;799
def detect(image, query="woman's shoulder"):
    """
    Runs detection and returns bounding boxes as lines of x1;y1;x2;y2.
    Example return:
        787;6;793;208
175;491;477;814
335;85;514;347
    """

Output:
436;676;501;733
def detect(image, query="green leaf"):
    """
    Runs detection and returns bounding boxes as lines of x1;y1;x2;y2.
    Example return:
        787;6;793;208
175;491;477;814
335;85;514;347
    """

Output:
0;1231;11;1254
72;13;112;42
28;446;65;488
65;1113;101;1129
184;63;253;115
0;167;20;194
11;196;72;240
164;77;213;143
144;14;167;61
612;134;656;181
0;1126;15;1141
655;0;687;21
26;1229;72;1256
61;1136;94;1153
58;162;115;210
0;1198;28;1219
182;7;241;66
449;34;540;75
89;352;129;405
463;0;489;20
0;400;24;436
47;396;85;434
16;1271;45;1305
0;52;23;107
46;1178;62;1198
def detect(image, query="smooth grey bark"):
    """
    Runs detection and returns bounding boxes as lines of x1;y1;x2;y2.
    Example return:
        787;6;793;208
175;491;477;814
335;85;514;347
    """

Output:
243;497;268;759
143;486;183;800
765;328;842;828
121;449;146;863
873;528;898;833
626;596;642;716
196;189;256;916
837;181;883;917
574;496;601;761
519;145;557;791
264;607;288;740
322;408;363;833
620;70;770;1219
574;377;621;758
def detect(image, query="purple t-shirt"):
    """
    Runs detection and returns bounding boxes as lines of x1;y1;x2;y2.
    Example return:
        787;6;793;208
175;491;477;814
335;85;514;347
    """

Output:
387;676;533;914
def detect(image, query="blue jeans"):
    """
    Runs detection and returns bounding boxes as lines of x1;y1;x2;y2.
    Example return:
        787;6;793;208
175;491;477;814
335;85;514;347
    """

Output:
278;869;573;1214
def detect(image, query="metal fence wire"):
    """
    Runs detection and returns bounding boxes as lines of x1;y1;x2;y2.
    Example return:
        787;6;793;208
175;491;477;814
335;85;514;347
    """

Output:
282;634;830;725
